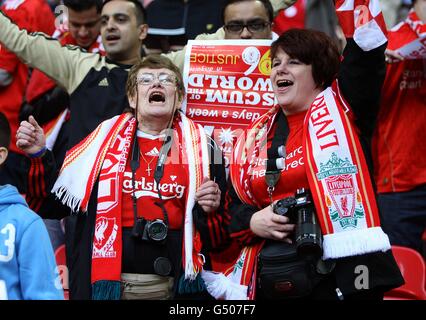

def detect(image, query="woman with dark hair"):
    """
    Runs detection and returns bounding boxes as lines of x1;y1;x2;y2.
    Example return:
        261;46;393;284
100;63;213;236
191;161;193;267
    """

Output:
16;55;228;300
203;0;404;300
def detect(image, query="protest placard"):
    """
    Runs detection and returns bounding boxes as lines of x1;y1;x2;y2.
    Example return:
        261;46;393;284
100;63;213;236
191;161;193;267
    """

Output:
182;40;274;164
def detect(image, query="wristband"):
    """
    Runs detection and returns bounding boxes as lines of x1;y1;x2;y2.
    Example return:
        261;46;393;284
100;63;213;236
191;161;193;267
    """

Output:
28;146;47;158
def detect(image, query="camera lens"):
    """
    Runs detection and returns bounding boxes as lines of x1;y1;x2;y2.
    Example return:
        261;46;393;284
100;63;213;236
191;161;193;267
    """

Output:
295;208;322;258
147;220;168;242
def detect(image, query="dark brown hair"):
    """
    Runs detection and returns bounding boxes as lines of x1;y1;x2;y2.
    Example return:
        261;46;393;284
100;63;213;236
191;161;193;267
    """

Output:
102;0;146;25
271;29;340;89
221;0;274;23
64;0;103;13
126;54;185;100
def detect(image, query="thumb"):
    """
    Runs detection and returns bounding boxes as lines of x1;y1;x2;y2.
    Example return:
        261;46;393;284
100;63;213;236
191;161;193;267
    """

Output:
201;176;210;184
28;115;41;131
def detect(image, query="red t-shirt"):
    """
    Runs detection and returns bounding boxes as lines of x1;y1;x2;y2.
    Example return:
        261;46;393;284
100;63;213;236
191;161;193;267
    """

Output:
273;1;305;35
250;111;310;206
0;0;55;153
372;20;426;193
121;132;188;229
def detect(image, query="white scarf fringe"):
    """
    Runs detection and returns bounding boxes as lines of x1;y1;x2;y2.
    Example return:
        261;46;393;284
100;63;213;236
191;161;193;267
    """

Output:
53;186;82;213
201;270;248;300
51;115;120;213
181;117;209;280
181;115;197;280
322;227;391;260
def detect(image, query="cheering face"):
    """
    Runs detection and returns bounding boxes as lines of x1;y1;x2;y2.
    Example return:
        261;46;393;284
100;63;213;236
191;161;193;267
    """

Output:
271;48;321;115
68;6;101;49
100;1;147;62
129;68;180;124
223;1;272;39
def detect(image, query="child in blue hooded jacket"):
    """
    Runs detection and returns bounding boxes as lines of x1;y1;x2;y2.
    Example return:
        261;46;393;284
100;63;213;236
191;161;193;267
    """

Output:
0;111;63;300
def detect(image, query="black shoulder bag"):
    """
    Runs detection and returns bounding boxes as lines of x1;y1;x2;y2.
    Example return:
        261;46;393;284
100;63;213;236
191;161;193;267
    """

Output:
257;110;334;299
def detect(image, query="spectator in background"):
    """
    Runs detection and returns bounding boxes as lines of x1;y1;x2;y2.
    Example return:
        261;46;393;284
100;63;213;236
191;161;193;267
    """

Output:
143;0;226;54
0;0;55;191
372;0;426;253
381;0;403;28
0;111;63;300
273;0;345;51
143;0;296;53
23;0;104;127
221;0;275;39
19;0;105;254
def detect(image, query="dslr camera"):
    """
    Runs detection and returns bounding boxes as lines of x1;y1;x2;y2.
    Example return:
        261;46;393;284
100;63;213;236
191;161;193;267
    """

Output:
273;188;322;258
132;217;168;243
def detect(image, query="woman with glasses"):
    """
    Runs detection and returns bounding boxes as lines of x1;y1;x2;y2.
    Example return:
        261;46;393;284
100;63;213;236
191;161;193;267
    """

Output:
16;55;228;300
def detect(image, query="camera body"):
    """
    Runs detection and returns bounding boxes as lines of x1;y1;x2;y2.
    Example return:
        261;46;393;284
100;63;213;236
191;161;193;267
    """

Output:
273;188;322;258
132;217;168;243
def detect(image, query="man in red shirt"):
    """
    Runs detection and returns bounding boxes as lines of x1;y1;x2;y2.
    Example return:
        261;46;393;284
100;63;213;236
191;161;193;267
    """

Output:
0;0;55;189
372;0;426;253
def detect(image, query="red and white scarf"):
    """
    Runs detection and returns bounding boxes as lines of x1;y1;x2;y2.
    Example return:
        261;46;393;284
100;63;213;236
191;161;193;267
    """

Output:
405;8;426;38
201;0;391;300
203;86;391;300
335;0;387;51
52;112;210;296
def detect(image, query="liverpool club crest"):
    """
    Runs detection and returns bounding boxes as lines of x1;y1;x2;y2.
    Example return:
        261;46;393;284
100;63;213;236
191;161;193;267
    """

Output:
317;153;365;229
93;217;118;258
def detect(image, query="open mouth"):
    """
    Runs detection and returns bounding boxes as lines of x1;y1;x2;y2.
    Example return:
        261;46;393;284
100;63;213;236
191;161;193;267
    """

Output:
149;92;166;103
106;34;120;42
277;79;294;88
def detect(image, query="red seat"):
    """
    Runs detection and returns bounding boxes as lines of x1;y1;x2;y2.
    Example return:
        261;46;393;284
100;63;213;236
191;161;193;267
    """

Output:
384;245;426;300
54;244;69;300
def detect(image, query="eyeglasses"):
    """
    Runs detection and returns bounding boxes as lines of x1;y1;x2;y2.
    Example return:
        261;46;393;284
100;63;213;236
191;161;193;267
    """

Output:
136;73;177;86
224;20;271;34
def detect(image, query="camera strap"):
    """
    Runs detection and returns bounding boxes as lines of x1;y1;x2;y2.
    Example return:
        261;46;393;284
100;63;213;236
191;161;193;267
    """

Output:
265;109;289;205
153;131;174;226
130;130;173;228
131;135;141;227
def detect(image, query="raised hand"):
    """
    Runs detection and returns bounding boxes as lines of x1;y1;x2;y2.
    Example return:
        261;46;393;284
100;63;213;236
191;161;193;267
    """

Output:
16;116;46;156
